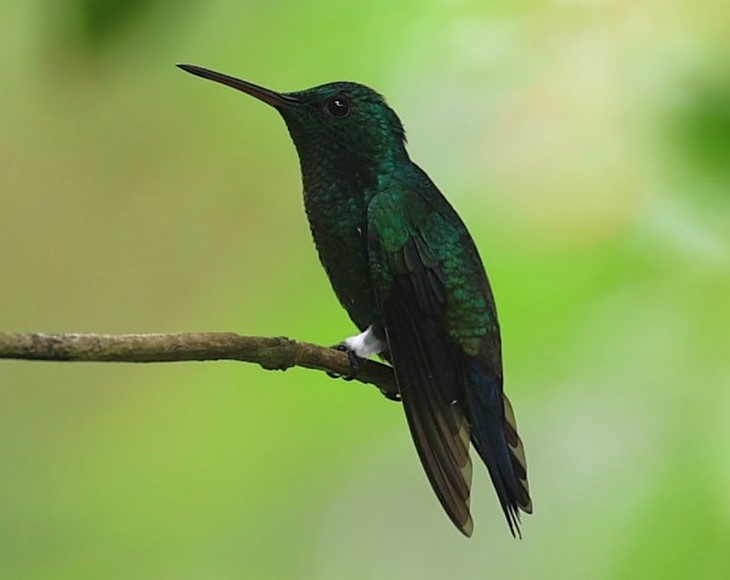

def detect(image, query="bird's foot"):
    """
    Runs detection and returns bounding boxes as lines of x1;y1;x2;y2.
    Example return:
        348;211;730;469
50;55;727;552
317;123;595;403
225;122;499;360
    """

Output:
326;343;363;382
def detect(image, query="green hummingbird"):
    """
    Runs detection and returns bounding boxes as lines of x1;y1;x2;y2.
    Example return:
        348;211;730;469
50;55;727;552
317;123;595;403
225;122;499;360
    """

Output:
178;64;532;537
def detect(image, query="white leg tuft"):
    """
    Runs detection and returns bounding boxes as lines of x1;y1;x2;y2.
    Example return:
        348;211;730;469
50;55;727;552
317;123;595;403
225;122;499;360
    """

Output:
343;325;385;359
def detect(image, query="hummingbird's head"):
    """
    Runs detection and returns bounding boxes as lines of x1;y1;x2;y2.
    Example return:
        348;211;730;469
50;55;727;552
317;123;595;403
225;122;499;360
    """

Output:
279;81;406;160
178;65;409;184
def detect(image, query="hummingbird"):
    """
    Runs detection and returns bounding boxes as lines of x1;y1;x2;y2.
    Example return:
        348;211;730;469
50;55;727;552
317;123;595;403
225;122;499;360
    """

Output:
178;63;532;537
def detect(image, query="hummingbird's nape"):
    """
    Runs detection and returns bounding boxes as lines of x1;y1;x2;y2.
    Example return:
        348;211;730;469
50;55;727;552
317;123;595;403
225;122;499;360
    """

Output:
176;64;298;108
179;63;532;537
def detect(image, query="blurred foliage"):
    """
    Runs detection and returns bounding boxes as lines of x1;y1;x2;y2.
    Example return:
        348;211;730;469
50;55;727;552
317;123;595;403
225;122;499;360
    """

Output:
74;0;160;50
1;0;729;579
672;73;730;187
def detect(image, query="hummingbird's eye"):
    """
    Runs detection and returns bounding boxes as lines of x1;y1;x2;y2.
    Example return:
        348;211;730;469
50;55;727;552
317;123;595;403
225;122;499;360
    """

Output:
325;96;352;118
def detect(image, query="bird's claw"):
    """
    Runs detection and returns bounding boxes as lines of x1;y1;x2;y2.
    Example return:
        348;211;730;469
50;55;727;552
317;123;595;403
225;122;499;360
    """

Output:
326;343;362;381
326;344;400;402
381;389;402;402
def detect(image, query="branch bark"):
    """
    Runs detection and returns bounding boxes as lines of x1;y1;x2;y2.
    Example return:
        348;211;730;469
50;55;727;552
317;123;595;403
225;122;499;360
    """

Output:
0;332;398;398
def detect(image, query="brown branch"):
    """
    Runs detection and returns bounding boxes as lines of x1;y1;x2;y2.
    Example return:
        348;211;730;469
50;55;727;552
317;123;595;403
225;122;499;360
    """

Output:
0;332;398;398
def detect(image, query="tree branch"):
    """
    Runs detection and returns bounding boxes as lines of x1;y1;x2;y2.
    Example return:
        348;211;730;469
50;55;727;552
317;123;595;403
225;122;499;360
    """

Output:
0;332;398;398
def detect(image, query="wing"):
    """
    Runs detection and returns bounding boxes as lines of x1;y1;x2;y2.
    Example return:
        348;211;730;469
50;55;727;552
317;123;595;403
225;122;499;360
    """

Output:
368;175;531;537
367;186;475;536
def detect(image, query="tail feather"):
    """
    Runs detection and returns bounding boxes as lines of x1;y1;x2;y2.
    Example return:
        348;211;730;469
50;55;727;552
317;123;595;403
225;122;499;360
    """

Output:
465;362;531;537
503;393;532;513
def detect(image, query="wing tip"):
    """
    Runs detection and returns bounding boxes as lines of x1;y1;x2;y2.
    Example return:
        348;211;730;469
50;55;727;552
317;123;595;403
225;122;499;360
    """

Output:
459;517;474;537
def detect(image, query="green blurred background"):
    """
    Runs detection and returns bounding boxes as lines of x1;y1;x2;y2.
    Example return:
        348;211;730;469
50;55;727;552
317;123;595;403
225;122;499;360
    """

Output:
2;0;729;578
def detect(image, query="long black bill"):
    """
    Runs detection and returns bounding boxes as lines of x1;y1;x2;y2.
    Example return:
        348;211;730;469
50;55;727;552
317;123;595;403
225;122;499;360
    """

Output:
176;64;298;108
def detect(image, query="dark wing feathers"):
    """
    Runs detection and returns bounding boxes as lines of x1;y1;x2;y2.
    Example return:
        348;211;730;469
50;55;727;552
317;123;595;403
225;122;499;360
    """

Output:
402;238;443;316
369;198;475;536
383;276;474;535
368;181;531;536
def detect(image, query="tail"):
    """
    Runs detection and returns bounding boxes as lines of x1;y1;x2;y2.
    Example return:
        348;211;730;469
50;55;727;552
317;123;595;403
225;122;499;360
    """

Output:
466;362;532;537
